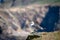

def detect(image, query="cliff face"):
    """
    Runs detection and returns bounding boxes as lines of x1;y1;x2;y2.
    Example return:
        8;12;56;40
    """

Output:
0;4;48;33
0;2;60;40
0;4;49;40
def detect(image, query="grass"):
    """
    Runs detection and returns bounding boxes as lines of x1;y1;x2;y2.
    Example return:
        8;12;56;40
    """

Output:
31;31;60;40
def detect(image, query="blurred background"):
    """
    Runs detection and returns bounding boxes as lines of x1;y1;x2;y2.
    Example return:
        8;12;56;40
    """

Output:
0;0;60;40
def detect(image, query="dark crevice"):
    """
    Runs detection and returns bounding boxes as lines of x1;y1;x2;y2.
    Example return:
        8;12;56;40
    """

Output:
0;27;2;34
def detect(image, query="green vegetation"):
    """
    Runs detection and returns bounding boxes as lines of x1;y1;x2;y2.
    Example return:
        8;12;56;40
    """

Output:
37;0;60;4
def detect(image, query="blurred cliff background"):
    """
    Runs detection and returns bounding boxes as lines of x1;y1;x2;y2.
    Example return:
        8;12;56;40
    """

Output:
0;0;60;40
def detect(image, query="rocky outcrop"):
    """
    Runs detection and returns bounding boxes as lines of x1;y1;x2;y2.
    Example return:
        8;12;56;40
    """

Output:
0;4;60;40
